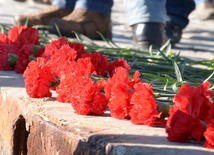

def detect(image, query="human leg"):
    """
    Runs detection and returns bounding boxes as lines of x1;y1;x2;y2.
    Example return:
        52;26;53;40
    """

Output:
124;0;167;49
52;0;76;9
14;0;75;26
166;0;195;30
13;0;51;4
124;0;195;49
165;0;195;44
49;0;113;39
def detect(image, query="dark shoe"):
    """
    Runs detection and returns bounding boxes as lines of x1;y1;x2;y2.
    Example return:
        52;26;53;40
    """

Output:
131;22;167;49
49;9;112;40
14;6;71;26
165;22;182;45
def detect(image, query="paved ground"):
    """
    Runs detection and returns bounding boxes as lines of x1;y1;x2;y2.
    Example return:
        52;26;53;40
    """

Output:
1;0;214;59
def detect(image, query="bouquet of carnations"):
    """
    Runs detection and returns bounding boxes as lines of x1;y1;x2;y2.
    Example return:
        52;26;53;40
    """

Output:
0;25;214;149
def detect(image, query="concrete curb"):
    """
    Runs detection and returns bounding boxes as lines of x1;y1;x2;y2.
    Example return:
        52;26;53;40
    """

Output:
0;71;214;154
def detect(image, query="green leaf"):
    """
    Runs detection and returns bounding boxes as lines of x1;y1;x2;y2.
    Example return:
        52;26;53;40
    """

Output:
73;31;98;46
0;24;4;33
160;39;171;51
96;31;120;48
54;24;62;37
24;18;29;26
149;45;154;56
157;49;172;64
164;79;169;90
171;81;183;92
204;71;214;82
8;53;17;67
32;45;42;55
173;60;183;82
165;43;172;57
29;55;37;61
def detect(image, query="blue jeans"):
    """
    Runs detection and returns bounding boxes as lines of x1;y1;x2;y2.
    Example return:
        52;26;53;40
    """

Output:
166;0;195;29
125;0;195;29
52;0;113;15
52;0;195;30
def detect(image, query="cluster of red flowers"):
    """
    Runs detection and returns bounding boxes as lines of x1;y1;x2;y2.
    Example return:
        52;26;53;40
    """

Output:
0;26;43;73
166;81;214;148
1;26;214;149
23;36;161;126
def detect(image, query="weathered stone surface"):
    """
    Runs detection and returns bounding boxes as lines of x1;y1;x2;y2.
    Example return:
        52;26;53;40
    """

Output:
27;115;77;155
1;71;214;155
0;72;27;155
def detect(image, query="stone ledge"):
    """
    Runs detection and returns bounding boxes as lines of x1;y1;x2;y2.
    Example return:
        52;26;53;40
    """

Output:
0;71;214;155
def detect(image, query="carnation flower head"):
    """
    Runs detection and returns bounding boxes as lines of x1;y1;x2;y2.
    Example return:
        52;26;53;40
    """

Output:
49;44;77;77
68;42;86;59
166;109;205;142
8;26;27;42
23;57;54;98
110;58;130;76
56;73;107;115
15;44;33;73
105;67;141;119
8;26;39;49
41;37;69;59
0;43;16;70
104;67;130;100
129;83;160;126
173;82;214;121
204;120;214;149
75;57;95;76
0;33;10;43
82;52;111;77
166;82;214;143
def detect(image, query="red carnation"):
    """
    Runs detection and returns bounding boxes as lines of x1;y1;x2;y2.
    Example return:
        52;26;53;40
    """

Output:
41;37;68;59
69;76;107;115
23;57;54;98
8;26;39;49
173;82;214;121
204;120;214;149
0;33;10;43
110;58;130;76
68;42;86;59
205;105;214;123
15;44;33;73
108;82;132;119
8;26;27;42
49;44;77;77
82;52;111;77
166;109;205;142
56;72;74;103
0;43;16;70
105;67;141;119
16;27;40;45
56;73;107;115
75;57;95;76
104;67;130;100
166;82;214;143
128;70;141;88
129;83;160;126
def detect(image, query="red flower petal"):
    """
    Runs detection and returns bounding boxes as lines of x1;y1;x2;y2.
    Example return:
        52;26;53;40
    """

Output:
130;83;160;126
204;120;214;149
23;57;54;98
